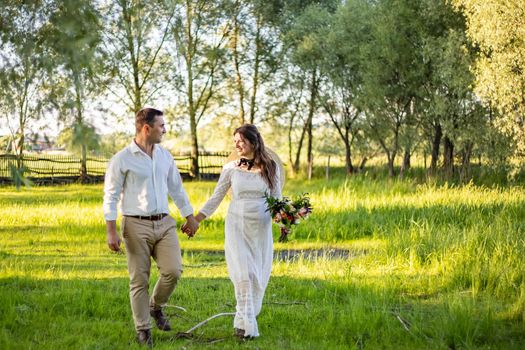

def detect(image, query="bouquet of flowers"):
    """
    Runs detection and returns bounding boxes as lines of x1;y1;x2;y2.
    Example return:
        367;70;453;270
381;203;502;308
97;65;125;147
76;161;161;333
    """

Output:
264;193;312;242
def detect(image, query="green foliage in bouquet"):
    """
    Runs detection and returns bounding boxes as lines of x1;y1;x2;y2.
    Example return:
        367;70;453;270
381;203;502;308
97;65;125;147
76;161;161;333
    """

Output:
265;192;313;242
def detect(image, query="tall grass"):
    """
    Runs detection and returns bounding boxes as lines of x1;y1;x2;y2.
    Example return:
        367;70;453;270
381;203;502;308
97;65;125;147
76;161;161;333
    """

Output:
1;177;524;349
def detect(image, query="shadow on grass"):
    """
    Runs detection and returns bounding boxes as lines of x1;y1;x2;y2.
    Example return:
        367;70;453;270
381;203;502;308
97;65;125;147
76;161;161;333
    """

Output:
1;274;524;350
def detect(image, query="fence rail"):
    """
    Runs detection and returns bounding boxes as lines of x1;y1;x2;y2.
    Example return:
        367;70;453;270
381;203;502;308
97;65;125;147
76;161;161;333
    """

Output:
0;152;230;185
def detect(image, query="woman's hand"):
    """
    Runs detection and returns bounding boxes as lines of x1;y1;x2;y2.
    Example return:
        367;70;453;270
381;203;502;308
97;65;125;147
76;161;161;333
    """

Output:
195;212;206;223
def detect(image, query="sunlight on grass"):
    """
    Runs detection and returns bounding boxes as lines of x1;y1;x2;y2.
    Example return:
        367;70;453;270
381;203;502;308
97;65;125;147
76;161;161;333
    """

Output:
1;179;524;349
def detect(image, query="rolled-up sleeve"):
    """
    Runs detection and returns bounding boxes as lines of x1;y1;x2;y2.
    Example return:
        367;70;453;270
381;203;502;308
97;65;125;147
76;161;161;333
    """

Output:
103;155;125;221
167;159;193;218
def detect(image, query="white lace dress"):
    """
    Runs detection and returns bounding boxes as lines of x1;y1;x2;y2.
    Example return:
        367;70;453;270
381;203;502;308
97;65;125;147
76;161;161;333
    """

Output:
199;161;281;337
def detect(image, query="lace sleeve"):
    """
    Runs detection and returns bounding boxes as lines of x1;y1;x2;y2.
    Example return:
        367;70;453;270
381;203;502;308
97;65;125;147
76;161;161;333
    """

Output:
270;169;282;199
199;165;234;217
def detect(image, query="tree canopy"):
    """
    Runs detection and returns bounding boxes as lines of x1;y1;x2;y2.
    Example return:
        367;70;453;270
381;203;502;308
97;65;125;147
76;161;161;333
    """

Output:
1;0;523;179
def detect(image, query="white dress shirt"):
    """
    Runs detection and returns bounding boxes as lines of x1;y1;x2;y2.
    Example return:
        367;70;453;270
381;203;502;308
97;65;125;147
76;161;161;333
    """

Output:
103;140;193;221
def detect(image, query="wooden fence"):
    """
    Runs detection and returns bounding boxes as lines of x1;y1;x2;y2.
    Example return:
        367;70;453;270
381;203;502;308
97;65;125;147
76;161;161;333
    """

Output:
0;152;230;185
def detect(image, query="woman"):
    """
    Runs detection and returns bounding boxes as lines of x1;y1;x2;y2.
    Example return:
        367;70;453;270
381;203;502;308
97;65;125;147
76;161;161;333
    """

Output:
191;124;281;339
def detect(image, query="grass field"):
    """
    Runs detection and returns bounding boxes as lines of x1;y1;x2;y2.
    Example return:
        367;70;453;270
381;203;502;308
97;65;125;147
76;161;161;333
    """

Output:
1;174;524;349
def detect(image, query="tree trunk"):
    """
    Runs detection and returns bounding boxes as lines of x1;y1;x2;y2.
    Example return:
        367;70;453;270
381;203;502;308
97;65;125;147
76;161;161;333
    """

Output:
16;133;24;170
387;118;400;178
460;142;473;182
81;143;87;182
387;154;395;177
292;118;307;174
307;114;313;180
16;100;25;169
399;147;410;178
325;155;330;180
249;16;261;124
287;83;304;172
359;156;367;171
306;69;317;180
75;76;88;182
443;135;454;177
16;84;29;169
288;115;294;168
186;1;199;178
430;122;442;172
189;110;199;178
122;1;142;113
377;136;395;177
344;138;354;175
293;69;317;174
231;13;245;124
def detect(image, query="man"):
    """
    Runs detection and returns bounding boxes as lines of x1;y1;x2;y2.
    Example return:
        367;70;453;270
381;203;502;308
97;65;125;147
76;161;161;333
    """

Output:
103;108;199;347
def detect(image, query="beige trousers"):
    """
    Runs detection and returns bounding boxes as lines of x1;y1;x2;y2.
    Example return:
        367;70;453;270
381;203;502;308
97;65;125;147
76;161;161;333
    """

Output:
122;215;183;331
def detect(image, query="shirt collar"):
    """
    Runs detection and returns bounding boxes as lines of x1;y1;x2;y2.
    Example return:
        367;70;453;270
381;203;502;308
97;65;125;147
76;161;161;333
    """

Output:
129;139;158;156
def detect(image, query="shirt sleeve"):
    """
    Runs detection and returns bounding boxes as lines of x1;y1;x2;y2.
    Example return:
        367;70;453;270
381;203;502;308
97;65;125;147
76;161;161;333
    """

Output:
199;166;234;218
103;154;125;221
167;157;194;218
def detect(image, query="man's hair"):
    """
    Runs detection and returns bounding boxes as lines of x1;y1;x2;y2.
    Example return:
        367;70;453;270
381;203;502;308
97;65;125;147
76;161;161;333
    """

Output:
135;108;163;134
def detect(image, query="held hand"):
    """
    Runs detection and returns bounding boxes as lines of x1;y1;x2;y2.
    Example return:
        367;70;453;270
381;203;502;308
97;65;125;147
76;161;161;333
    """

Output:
181;222;190;236
182;215;199;238
181;222;195;238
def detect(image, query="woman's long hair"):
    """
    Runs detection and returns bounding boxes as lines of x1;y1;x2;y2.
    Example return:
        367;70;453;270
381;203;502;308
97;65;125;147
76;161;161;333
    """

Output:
234;124;277;191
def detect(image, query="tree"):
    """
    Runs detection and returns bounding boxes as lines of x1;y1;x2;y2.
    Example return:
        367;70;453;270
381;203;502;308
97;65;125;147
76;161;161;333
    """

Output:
45;0;103;180
169;0;231;178
418;0;465;174
358;0;425;177
0;0;50;171
283;3;334;178
318;0;371;175
57;123;101;155
225;0;281;124
100;131;132;155
453;0;525;160
415;0;488;178
101;0;174;114
265;60;306;170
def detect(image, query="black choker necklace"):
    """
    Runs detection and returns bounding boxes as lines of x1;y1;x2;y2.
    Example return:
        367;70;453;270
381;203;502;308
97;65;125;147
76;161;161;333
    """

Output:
239;158;255;170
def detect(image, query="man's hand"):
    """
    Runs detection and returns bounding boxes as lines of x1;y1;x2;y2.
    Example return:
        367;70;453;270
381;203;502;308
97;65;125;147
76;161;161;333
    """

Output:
181;215;199;238
106;221;122;252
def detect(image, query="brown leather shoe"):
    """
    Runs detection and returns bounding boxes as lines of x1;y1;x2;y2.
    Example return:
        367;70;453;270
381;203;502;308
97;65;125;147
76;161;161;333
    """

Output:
136;329;153;348
150;308;172;331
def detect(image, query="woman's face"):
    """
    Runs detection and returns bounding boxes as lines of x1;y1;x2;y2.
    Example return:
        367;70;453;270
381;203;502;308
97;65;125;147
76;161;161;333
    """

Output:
234;132;254;158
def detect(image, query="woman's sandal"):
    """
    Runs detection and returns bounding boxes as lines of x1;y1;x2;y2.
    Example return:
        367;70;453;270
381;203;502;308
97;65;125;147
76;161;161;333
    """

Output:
234;328;245;339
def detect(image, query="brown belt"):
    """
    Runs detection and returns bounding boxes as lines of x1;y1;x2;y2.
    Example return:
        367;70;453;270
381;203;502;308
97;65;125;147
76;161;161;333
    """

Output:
124;213;168;221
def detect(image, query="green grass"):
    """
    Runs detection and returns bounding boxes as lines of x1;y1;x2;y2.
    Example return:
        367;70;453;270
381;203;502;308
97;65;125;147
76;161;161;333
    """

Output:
1;177;524;349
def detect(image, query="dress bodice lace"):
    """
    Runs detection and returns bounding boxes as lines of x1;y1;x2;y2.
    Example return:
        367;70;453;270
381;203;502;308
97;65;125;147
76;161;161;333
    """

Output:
200;161;281;217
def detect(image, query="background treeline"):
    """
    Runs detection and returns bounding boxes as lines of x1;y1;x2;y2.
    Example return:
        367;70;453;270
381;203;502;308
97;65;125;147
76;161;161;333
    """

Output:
1;0;523;180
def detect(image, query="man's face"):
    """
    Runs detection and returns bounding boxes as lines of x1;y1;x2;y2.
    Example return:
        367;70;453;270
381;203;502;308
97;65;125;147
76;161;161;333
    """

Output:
146;115;166;144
